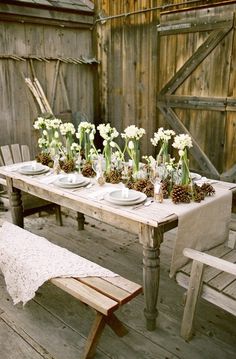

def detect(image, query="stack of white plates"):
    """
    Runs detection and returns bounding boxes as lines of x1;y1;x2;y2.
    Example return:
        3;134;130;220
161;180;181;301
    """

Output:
18;164;49;175
54;175;89;189
104;189;146;206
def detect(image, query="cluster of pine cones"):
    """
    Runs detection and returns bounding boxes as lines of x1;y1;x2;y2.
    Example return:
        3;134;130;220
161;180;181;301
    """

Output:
60;159;75;173
105;169;122;184
171;183;215;204
126;179;154;197
35;152;53;167
81;162;96;177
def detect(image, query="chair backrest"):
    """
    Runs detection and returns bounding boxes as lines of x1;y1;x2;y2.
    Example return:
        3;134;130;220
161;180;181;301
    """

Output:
0;144;31;165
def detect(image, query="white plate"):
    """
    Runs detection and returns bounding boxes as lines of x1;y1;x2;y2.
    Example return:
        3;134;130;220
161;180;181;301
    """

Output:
57;175;86;187
104;192;147;206
108;189;141;203
54;178;89;189
18;164;49;175
190;172;202;181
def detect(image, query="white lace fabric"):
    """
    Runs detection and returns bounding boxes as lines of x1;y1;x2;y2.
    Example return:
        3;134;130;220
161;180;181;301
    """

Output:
0;222;117;305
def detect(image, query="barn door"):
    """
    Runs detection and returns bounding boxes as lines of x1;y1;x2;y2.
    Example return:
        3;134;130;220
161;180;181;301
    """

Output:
157;14;236;180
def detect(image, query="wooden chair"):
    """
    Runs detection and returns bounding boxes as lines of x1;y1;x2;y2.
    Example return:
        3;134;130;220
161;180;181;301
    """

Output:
176;243;236;341
0;144;62;225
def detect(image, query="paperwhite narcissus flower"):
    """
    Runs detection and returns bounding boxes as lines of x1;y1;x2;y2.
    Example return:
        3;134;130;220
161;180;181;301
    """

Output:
172;134;193;151
121;125;145;140
33;116;46;129
45;118;62;130
60;122;76;136
71;142;80;152
150;127;175;146
97;123;119;141
128;141;134;150
38;138;48;148
89;133;94;141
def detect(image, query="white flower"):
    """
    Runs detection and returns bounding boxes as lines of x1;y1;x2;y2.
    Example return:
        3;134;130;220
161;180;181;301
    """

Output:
43;130;48;136
128;140;134;150
103;139;107;146
122;125;145;140
151;128;175;146
60;122;75;136
76;122;96;141
45;118;62;130
54;131;59;139
71;142;80;152
172;134;193;151
110;141;116;148
97;123;119;141
178;149;185;157
33;116;46;129
89;133;94;141
38;138;48;148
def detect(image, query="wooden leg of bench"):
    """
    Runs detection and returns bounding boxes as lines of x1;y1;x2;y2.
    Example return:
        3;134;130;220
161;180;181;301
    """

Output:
55;205;63;226
105;313;128;337
81;312;106;359
181;260;204;341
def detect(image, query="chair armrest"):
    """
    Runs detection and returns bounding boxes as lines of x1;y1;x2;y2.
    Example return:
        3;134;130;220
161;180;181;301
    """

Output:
183;248;236;276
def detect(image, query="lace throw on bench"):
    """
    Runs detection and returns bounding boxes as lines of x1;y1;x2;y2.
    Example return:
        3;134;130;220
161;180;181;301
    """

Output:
0;222;117;305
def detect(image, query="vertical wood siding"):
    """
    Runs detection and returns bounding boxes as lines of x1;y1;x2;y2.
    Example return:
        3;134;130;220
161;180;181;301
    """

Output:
0;22;95;158
94;1;236;178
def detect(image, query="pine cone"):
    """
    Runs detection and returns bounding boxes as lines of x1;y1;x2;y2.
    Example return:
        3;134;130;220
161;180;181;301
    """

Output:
171;184;192;204
81;162;96;177
126;180;134;189
61;159;75;173
161;179;170;199
105;169;122;184
36;152;52;166
201;183;215;196
132;179;154;197
133;179;148;192
143;180;154;197
193;183;205;202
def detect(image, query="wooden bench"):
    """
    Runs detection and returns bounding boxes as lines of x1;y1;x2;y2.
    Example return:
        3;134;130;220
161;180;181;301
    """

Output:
0;222;142;359
176;243;236;341
51;275;142;359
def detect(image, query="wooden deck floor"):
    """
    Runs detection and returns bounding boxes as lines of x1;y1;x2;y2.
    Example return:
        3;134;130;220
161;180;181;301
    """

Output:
0;207;235;359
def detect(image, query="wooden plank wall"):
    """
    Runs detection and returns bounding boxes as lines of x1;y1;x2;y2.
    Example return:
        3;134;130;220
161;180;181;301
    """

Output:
0;21;95;158
94;0;160;156
94;1;236;177
159;4;236;175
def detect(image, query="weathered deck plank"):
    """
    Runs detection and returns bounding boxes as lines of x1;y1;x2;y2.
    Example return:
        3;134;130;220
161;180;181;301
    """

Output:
0;209;236;358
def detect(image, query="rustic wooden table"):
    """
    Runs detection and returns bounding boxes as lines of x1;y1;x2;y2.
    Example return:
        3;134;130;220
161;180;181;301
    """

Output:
3;162;216;332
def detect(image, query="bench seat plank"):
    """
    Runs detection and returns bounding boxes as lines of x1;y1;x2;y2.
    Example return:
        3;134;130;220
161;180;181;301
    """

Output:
51;277;119;316
103;275;142;294
78;277;142;305
223;279;236;298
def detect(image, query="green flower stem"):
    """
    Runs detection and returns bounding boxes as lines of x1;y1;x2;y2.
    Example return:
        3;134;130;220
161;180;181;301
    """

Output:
157;142;169;166
133;141;140;174
104;144;111;173
181;149;190;185
85;133;91;161
66;135;73;159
